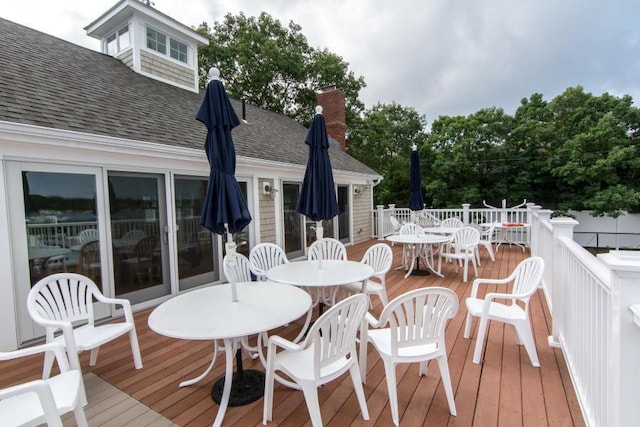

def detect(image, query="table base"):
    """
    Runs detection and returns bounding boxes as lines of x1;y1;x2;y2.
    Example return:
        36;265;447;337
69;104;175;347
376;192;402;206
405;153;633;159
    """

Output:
211;369;265;407
410;269;430;276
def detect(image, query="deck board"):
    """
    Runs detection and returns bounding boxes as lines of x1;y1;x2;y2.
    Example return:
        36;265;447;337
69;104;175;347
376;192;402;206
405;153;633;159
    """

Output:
0;239;585;426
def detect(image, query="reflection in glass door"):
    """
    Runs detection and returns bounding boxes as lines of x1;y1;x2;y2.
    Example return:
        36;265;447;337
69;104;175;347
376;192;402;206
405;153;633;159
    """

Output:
174;176;216;290
108;173;170;304
22;171;101;287
282;182;304;259
337;185;350;242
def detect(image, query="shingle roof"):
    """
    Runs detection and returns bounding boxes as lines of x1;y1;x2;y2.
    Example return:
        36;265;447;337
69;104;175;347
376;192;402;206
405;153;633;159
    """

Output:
0;17;379;176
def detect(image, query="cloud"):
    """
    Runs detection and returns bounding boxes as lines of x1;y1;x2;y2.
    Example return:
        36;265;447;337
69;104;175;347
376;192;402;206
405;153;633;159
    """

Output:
3;0;639;123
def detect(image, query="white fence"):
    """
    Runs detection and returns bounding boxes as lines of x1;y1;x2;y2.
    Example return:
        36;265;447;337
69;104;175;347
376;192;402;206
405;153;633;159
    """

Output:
529;206;640;427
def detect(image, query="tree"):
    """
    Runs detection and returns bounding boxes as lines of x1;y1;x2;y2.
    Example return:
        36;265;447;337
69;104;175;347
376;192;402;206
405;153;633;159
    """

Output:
347;103;428;206
195;13;366;125
549;88;640;216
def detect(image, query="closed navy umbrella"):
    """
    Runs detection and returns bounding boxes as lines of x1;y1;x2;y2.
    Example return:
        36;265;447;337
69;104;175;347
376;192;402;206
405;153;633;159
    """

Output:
197;68;252;240
197;67;252;303
296;106;339;241
196;67;260;408
408;144;424;213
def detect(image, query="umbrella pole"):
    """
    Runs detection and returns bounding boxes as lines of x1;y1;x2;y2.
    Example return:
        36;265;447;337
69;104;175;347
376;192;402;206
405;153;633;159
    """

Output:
225;227;238;302
315;221;324;269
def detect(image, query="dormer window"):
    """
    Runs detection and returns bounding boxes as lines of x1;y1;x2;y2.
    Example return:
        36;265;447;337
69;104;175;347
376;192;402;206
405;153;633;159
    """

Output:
146;26;188;64
106;25;130;56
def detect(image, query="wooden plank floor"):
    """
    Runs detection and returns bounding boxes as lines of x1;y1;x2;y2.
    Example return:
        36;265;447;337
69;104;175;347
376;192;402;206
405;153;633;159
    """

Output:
0;239;585;427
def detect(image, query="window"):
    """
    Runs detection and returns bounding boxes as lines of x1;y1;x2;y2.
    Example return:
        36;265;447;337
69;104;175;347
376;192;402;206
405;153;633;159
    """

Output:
106;25;130;56
146;27;166;55
170;38;187;63
146;26;188;64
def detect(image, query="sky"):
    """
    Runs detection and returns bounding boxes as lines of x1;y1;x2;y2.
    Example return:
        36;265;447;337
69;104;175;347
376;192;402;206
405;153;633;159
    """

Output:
2;0;640;123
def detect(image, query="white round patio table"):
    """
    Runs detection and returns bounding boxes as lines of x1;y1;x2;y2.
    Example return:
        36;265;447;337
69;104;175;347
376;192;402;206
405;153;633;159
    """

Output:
148;281;311;427
386;234;451;278
422;226;460;235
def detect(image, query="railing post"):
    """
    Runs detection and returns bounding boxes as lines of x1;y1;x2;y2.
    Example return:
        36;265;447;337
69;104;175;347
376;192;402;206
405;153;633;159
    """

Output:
528;205;541;256
597;251;640;427
376;205;385;240
548;217;578;348
462;203;470;224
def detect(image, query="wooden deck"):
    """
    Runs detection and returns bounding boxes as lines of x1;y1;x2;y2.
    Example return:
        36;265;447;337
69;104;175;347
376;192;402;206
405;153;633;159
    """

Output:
0;239;585;427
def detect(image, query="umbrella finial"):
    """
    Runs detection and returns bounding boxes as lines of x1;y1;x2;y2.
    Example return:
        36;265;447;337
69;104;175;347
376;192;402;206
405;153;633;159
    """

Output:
412;144;417;151
208;67;220;82
315;105;323;115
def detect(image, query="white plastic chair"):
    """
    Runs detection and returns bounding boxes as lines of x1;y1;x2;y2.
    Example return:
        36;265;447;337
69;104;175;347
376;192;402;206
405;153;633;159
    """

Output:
464;256;544;366
0;342;88;427
223;252;253;283
342;243;393;307
263;293;370;427
398;222;423;267
307;237;347;261
77;228;99;245
249;243;289;281
440;217;463;228
474;223;496;264
27;273;143;377
364;287;459;426
389;216;402;233
438;226;480;282
307;238;347;307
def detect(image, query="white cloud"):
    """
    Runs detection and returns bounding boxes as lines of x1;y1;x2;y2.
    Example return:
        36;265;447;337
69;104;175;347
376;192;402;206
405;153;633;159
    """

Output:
2;0;639;123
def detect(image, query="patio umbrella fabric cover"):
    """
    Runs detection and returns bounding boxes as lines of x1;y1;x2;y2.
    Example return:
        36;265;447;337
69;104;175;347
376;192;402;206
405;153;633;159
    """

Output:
408;147;424;211
196;78;252;235
296;110;339;222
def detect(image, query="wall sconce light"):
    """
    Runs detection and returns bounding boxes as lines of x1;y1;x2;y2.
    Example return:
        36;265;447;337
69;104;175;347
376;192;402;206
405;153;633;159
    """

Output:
354;186;364;197
262;181;277;199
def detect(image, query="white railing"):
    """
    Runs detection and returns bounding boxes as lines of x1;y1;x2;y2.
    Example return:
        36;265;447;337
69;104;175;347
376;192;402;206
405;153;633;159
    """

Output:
372;204;530;247
529;205;640;427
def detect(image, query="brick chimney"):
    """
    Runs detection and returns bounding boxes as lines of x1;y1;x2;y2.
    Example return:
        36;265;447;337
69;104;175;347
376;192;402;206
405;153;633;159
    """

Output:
317;87;346;151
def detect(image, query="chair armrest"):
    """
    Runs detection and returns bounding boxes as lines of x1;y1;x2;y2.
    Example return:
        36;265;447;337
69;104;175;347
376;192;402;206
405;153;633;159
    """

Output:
481;292;518;313
0;342;69;371
93;295;134;322
470;276;514;298
365;312;382;328
268;335;302;352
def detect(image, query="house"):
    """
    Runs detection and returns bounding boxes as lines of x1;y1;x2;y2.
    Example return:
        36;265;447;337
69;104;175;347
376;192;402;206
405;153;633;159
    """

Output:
0;0;381;350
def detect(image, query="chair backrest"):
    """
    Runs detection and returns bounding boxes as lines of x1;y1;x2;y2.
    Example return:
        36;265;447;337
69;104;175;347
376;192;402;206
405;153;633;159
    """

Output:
122;229;146;242
362;243;393;278
304;293;369;378
452;227;480;252
223;253;252;283
480;223;497;242
378;287;459;356
249;243;289;280
510;257;545;304
28;273;102;329
389;216;402;231
134;235;157;260
78;240;100;266
77;228;99;244
308;238;347;261
399;223;422;236
440;217;463;228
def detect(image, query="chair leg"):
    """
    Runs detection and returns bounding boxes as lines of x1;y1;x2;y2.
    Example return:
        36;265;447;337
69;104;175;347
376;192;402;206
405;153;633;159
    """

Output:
348;363;370;420
473;316;490;364
462;258;468;282
436;355;457;416
89;348;99;366
262;359;275;424
486;243;495;261
129;328;143;369
382;359;400;426
42;347;55;379
300;382;323;427
74;406;89;427
463;313;474;338
514;320;540;367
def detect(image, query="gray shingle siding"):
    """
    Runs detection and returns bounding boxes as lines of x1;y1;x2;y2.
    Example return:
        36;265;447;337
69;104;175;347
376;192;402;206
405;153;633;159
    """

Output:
0;17;379;177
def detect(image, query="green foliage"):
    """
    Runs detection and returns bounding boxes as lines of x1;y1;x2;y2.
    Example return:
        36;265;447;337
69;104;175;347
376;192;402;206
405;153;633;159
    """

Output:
195;13;365;126
194;14;640;217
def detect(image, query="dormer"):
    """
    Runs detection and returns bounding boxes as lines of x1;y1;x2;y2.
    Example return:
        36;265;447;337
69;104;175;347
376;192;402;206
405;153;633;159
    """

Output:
84;0;209;93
